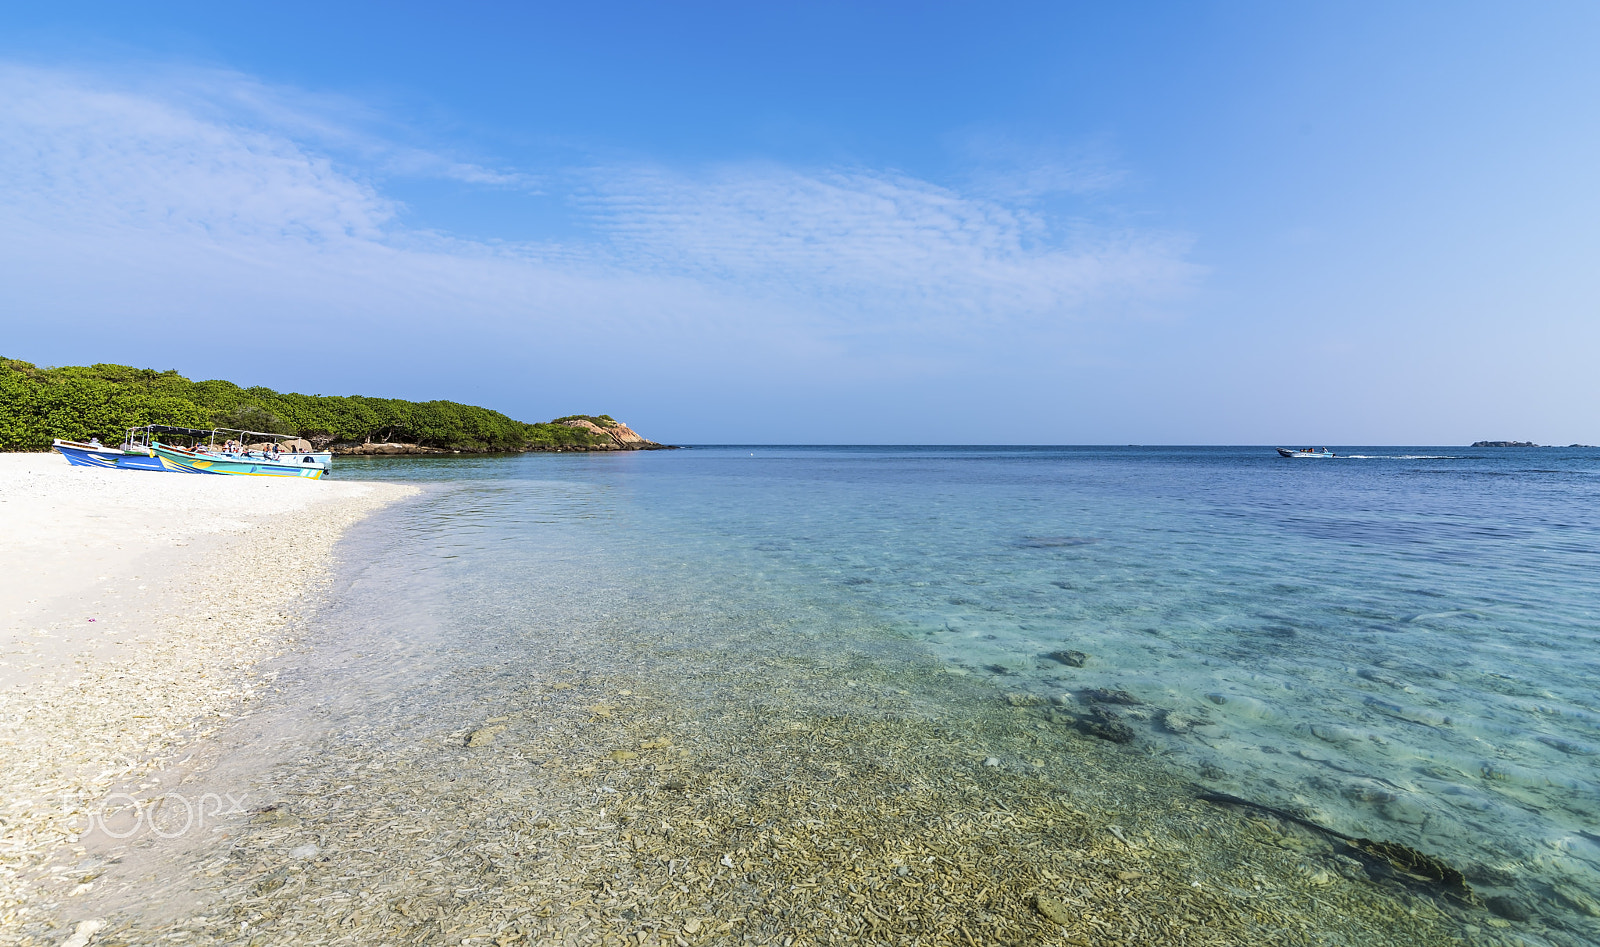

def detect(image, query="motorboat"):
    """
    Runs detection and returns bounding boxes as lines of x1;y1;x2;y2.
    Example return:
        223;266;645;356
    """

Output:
51;437;177;471
1276;447;1336;458
150;442;326;478
52;425;332;476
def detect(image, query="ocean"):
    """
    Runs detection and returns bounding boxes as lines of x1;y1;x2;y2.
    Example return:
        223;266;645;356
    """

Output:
94;445;1600;945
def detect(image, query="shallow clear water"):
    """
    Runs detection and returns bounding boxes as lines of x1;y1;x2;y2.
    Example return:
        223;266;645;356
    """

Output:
329;444;1600;932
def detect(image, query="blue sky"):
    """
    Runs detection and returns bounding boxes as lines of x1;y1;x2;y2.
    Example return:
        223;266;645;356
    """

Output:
1;2;1596;444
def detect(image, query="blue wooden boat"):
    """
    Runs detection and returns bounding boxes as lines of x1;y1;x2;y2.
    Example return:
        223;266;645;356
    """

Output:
1276;447;1336;458
51;438;176;471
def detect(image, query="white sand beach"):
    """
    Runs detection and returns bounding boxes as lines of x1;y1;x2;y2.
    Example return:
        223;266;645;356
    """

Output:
0;454;417;932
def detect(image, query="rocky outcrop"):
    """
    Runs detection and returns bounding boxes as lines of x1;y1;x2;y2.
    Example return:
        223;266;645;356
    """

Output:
1472;440;1538;447
555;418;667;450
331;441;449;455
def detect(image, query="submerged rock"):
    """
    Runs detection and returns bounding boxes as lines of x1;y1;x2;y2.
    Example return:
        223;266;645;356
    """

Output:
1082;688;1141;706
1034;892;1075;925
1309;724;1364;744
1485;895;1533;922
1004;691;1047;707
1044;649;1089;667
1079;706;1136;744
1160;710;1209;734
465;724;507;747
1466;864;1518;888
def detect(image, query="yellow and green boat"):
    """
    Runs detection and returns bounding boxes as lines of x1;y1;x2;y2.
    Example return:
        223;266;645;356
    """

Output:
151;443;327;479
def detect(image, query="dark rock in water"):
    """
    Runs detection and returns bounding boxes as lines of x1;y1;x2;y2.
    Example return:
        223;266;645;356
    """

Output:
1471;440;1538;447
1018;536;1101;548
1045;649;1089;667
1079;705;1136;744
985;663;1016;676
1485;895;1533;922
1350;838;1471;893
1080;718;1136;744
1466;864;1518;888
1082;687;1141;706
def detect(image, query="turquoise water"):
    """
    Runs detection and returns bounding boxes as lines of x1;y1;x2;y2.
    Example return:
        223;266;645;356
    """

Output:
333;445;1600;933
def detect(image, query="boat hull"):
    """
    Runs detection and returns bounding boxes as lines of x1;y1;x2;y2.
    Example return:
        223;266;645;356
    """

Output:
52;440;184;472
151;444;325;479
1276;448;1335;458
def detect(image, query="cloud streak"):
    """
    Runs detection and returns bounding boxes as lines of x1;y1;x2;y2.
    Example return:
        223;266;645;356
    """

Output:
581;165;1195;331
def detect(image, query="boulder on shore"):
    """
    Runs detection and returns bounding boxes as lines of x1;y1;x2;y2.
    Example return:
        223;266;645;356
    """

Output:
555;418;665;450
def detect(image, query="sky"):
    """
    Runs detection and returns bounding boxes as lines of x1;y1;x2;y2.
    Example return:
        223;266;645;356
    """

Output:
1;2;1596;445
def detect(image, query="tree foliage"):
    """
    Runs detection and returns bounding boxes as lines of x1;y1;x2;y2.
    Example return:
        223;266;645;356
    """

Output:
0;358;611;452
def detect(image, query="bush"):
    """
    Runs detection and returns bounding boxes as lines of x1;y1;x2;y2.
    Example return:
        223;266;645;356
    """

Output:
0;358;612;452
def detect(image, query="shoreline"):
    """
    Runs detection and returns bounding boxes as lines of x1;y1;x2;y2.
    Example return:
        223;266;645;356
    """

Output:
0;455;418;938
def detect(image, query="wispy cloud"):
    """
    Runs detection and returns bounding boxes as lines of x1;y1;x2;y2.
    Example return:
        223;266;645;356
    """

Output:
950;131;1130;200
580;164;1194;331
0;64;396;242
0;62;1200;374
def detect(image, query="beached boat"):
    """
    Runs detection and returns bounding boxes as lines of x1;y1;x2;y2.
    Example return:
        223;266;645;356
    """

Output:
53;425;332;476
188;427;332;471
52;425;219;472
51;438;176;471
150;443;327;478
1276;447;1336;458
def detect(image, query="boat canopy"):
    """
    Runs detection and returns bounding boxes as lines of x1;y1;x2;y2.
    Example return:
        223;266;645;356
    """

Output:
211;427;304;442
131;424;216;438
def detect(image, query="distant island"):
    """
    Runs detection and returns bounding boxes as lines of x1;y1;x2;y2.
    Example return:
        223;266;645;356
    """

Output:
1472;440;1539;448
0;358;669;454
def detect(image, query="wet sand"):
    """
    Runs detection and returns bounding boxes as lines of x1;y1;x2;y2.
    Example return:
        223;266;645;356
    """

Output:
0;454;417;941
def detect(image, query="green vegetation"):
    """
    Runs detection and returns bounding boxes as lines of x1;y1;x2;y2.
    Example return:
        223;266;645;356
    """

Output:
552;414;619;428
0;358;613;452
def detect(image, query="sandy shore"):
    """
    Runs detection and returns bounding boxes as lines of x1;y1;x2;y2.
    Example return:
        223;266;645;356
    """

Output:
0;454;417;936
